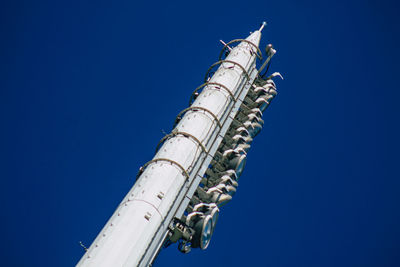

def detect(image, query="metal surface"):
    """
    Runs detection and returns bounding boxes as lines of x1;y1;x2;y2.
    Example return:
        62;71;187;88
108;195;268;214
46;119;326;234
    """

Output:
76;28;263;267
174;106;222;129
155;131;207;154
189;82;235;105
218;39;263;60
204;59;251;83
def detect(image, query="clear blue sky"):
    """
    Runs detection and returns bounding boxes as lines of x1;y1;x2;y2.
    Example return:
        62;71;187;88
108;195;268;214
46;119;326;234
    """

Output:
1;0;399;266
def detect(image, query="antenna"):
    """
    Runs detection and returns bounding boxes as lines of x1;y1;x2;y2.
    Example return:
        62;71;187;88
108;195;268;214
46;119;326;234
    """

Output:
259;21;267;32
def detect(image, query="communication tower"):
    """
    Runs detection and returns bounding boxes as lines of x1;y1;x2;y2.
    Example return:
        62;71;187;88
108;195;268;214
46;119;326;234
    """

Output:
77;22;282;267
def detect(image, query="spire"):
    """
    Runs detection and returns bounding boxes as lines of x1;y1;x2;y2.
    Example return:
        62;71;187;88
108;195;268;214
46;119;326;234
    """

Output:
259;21;267;32
243;22;267;48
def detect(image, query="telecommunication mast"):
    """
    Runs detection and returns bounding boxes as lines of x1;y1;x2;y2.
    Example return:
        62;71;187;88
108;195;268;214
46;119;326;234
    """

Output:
77;22;282;267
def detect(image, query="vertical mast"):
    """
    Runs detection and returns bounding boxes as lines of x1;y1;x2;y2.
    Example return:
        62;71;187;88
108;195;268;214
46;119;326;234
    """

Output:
77;22;281;267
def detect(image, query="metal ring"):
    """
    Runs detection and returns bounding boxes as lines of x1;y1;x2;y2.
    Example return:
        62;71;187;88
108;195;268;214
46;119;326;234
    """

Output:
218;39;262;60
204;60;250;83
155;131;207;154
141;158;189;180
174;106;222;129
189;82;235;105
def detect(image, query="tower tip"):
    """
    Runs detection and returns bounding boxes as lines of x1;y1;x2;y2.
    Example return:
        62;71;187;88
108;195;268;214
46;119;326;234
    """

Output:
259;21;267;32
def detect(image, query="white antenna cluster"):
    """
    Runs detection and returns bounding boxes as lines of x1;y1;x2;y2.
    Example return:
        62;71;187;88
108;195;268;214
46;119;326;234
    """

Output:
77;22;282;267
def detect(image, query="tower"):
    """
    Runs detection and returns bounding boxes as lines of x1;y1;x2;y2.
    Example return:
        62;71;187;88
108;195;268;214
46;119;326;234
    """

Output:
77;22;281;267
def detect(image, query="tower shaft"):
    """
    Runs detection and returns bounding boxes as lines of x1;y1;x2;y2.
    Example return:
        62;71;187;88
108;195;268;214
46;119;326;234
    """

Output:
77;30;264;267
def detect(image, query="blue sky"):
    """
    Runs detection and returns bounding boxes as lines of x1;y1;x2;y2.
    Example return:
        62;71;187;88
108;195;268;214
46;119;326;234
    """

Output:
1;0;399;266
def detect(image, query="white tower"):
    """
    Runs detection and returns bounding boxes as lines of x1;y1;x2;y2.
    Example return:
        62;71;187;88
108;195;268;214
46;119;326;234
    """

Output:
77;22;281;267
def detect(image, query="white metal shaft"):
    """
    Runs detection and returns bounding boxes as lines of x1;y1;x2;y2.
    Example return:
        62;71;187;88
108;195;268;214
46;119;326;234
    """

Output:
77;30;262;267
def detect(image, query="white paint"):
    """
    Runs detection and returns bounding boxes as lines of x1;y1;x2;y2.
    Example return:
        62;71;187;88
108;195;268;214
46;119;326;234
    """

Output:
77;29;262;267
